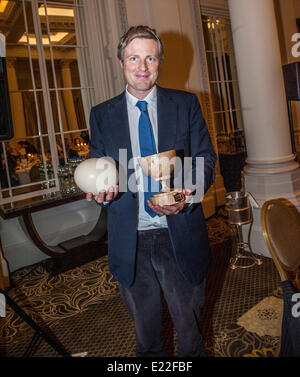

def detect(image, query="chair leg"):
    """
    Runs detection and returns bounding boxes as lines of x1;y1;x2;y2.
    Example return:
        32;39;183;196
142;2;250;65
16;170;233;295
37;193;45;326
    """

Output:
0;289;70;357
23;332;42;357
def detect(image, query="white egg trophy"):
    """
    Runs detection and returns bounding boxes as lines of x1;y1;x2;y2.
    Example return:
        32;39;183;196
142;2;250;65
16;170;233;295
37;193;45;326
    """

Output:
74;157;118;195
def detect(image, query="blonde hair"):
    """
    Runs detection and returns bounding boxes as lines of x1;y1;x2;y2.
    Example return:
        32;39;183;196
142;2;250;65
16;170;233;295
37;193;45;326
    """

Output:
117;25;163;62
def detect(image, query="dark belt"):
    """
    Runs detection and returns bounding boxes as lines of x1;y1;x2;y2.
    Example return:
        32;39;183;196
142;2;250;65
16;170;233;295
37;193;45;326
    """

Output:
137;227;169;238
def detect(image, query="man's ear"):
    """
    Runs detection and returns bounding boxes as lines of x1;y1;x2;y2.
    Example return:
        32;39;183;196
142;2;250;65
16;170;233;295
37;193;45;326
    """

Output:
119;60;124;69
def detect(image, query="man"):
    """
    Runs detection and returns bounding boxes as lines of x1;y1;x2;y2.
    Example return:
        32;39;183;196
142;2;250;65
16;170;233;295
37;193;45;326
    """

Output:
86;25;217;357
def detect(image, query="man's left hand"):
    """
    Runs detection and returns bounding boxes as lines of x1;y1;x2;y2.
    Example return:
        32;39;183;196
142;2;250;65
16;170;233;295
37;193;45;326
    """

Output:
147;188;193;216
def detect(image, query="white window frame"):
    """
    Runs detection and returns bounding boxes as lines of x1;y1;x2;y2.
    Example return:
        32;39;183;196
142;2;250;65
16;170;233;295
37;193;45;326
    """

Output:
0;0;94;205
201;8;245;154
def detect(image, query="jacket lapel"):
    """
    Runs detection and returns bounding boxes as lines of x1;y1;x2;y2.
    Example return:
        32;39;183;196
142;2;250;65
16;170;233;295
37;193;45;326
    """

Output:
106;92;136;192
157;86;178;153
106;87;178;158
107;92;133;164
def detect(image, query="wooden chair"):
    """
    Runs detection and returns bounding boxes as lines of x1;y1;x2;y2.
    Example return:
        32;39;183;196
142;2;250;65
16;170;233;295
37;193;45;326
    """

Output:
261;198;300;289
261;198;300;357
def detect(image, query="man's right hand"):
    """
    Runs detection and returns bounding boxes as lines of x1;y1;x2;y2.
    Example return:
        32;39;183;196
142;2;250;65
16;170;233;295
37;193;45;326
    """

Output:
86;185;119;204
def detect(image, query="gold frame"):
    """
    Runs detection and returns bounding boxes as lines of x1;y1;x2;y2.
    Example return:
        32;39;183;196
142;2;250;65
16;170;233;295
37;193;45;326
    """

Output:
261;198;300;287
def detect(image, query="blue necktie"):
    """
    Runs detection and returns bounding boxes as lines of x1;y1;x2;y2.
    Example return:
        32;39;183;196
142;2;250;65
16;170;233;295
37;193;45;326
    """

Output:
136;100;160;217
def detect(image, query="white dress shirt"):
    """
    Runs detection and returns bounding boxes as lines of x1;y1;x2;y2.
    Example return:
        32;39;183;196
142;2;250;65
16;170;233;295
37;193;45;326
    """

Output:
125;85;168;231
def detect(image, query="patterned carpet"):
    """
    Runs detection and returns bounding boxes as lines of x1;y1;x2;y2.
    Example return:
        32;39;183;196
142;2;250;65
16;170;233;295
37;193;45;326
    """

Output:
0;211;282;357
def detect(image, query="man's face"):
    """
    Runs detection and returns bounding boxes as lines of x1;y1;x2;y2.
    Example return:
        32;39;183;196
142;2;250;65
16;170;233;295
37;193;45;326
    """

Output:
121;37;160;99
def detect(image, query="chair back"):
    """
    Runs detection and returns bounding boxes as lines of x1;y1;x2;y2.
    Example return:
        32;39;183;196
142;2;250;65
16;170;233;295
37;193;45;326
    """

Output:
261;198;300;288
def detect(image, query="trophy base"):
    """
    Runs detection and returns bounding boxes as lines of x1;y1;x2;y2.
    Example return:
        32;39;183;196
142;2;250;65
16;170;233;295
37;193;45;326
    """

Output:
150;189;185;206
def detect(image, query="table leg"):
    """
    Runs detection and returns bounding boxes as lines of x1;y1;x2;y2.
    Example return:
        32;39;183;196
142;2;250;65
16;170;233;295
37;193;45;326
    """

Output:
0;237;10;290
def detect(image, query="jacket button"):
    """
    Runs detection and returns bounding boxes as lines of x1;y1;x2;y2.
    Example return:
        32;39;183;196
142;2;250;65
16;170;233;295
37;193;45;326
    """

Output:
132;193;137;198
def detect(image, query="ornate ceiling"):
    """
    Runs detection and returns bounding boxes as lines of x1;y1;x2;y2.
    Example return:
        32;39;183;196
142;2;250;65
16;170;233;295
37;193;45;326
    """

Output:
0;0;76;46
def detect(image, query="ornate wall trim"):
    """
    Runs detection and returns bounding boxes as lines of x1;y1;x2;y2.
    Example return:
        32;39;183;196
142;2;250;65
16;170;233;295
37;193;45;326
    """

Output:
116;0;129;34
199;0;230;18
190;0;226;206
190;0;218;150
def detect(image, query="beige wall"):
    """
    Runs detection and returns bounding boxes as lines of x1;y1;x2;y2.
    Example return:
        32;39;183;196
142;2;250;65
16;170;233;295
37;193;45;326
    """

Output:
124;0;202;93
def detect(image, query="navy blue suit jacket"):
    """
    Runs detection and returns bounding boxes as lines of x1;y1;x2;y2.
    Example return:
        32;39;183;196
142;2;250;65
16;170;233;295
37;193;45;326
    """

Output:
89;86;217;287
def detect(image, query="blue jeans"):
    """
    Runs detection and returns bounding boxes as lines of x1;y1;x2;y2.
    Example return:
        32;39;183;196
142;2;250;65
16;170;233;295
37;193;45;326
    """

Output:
118;228;206;357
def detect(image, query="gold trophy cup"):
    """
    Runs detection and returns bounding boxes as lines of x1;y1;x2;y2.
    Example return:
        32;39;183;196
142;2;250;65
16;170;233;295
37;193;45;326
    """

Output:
138;149;185;206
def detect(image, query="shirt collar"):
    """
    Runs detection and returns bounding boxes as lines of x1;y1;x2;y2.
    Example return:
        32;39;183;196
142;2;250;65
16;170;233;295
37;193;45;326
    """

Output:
125;85;157;109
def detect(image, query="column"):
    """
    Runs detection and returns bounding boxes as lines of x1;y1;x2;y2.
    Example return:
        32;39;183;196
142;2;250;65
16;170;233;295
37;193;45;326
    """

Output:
60;59;79;131
6;58;27;139
228;0;300;257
